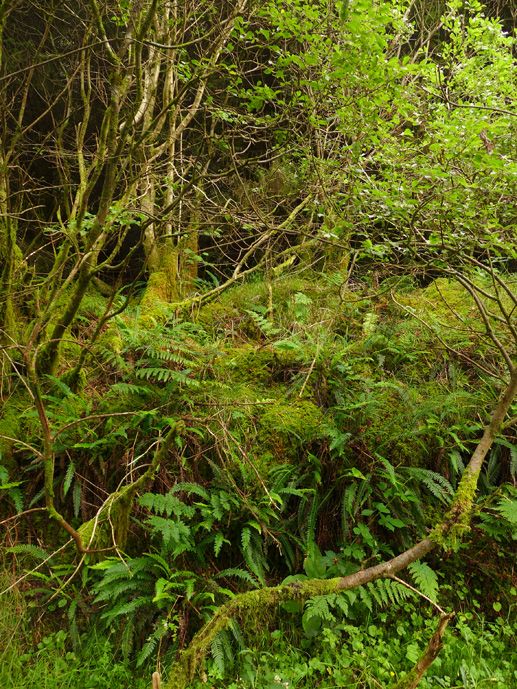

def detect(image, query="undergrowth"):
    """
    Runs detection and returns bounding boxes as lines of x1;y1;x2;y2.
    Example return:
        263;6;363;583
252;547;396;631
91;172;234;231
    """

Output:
1;271;516;685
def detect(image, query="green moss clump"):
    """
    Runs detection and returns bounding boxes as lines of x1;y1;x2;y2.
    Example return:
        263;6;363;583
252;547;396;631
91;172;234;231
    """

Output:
259;399;325;450
217;343;308;385
196;301;242;332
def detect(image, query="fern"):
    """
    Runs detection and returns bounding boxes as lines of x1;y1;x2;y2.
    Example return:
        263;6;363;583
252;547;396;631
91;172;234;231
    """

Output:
245;309;281;337
496;497;517;524
139;492;196;518
146;515;194;555
304;595;334;623
100;596;152;623
169;482;209;500
135;367;180;382
140;348;196;366
240;526;251;553
97;345;127;370
211;632;226;676
240;528;267;583
63;461;75;496
6;544;50;560
404;467;454;505
408;560;439;601
136;622;170;668
0;465;24;512
215;568;259;587
302;595;334;635
361;578;415;610
214;532;230;557
120;616;135;660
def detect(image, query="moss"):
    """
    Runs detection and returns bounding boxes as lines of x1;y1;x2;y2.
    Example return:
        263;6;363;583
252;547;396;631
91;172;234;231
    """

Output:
398;276;515;357
138;247;182;326
77;290;109;319
138;272;173;327
196;301;242;332
216;343;308;385
77;487;135;555
258;399;325;452
430;468;480;550
97;327;124;355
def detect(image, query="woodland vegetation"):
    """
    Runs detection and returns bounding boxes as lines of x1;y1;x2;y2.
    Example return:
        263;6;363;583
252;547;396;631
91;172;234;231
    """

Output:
0;1;516;688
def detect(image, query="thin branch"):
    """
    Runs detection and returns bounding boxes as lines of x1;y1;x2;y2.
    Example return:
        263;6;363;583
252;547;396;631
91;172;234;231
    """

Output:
389;574;446;615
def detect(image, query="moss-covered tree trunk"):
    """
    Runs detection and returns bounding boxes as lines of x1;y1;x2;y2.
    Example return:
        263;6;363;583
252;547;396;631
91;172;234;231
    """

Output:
0;5;21;342
0;161;19;340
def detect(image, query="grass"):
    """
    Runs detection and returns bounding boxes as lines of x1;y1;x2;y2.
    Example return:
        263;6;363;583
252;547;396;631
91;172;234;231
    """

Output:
0;572;148;689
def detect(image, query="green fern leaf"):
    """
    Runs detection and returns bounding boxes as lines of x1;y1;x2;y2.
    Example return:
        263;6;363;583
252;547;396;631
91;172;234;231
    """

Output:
170;482;209;500
408;560;439;600
214;532;229;557
358;584;373;611
100;597;151;622
63;461;75;496
241;526;251;552
6;544;49;560
496;498;517;524
211;633;226;676
404;467;454;504
215;568;260;587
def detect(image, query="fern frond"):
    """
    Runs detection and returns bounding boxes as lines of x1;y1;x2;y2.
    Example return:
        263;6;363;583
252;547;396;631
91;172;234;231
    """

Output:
304;595;334;623
211;632;226;676
120;617;135;661
63;461;75;497
100;596;151;622
404;467;454;505
170;482;209;501
6;544;50;560
408;560;439;600
496;497;517;524
139;492;195;518
215;568;260;587
136;622;170;668
245;310;281;337
135;367;178;382
142;349;196;366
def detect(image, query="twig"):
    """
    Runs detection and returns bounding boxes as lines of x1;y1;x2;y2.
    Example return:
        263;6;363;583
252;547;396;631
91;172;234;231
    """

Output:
389;574;446;615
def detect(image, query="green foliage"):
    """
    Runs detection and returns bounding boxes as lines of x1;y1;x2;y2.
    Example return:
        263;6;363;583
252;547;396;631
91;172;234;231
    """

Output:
1;0;516;685
496;497;517;525
0;571;149;689
0;463;23;512
408;561;439;601
189;604;517;689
